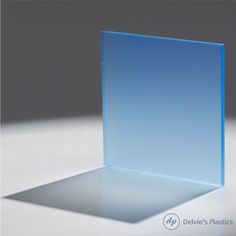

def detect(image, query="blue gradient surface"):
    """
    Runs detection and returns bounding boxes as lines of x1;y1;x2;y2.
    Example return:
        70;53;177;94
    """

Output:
102;31;224;186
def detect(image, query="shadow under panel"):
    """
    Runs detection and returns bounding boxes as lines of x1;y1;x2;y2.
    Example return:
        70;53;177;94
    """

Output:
6;167;218;223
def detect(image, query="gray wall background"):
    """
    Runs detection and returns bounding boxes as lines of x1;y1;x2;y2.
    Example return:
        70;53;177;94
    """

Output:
2;1;236;123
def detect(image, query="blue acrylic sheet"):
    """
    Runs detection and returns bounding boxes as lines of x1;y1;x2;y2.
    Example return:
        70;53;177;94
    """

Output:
102;31;224;186
7;31;224;223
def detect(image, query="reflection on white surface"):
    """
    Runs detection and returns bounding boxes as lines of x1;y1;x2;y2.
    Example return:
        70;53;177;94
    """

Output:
1;118;236;235
6;167;217;223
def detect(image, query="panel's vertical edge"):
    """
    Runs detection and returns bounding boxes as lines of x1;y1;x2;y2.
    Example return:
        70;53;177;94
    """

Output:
101;31;107;167
220;44;225;186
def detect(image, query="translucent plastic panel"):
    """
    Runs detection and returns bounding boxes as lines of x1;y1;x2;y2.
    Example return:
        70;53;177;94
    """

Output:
102;31;224;186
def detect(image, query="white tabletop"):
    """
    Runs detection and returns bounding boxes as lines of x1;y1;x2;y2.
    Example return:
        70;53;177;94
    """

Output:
1;117;236;236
